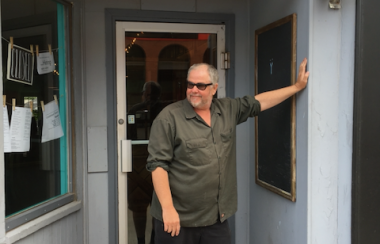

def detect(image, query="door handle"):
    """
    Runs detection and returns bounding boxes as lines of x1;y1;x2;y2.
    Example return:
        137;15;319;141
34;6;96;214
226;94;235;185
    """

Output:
121;140;132;172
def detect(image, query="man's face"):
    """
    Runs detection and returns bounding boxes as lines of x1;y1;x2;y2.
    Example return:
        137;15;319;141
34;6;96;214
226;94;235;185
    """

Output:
186;65;218;110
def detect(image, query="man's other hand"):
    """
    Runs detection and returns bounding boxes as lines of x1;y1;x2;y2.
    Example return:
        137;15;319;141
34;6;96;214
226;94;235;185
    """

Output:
162;206;181;237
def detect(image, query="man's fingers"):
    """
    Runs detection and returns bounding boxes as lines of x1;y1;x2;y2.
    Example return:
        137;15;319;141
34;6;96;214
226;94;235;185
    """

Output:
301;58;307;67
171;225;180;237
174;224;181;236
164;223;168;232
164;222;181;237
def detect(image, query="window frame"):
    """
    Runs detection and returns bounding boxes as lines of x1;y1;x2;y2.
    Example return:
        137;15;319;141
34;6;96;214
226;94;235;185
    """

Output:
2;0;76;232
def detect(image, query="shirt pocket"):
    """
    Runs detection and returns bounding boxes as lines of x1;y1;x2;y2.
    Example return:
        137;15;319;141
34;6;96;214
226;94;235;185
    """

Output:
186;138;212;166
220;128;232;142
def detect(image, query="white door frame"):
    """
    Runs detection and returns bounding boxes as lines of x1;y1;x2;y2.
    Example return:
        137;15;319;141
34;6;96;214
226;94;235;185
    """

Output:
115;21;226;243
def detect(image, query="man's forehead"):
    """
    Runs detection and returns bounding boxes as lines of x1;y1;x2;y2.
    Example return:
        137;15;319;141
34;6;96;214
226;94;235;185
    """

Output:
189;65;209;78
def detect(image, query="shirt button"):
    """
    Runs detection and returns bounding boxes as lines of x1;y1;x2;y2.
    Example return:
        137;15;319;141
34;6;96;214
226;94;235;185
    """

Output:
221;213;225;218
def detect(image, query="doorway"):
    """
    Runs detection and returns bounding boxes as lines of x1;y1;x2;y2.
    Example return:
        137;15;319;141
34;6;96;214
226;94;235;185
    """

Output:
115;21;226;244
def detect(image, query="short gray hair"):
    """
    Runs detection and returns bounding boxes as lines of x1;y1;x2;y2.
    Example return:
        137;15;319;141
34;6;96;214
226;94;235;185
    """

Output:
187;63;218;84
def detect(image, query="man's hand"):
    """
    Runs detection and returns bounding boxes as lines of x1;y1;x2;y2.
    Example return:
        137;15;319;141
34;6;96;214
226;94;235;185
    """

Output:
294;58;309;91
152;167;181;237
162;206;181;237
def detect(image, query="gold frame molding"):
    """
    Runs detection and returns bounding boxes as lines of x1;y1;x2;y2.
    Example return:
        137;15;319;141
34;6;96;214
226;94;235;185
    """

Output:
254;13;297;202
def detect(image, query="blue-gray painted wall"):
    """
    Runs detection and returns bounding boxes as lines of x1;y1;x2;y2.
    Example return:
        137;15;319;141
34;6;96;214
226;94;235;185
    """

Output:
0;0;355;243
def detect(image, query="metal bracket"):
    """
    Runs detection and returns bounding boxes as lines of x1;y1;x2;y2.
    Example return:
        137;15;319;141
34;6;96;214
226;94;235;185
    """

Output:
329;0;341;9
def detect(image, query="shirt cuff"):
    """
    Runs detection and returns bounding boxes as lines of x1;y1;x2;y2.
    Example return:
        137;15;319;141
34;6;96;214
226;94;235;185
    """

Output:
146;161;170;172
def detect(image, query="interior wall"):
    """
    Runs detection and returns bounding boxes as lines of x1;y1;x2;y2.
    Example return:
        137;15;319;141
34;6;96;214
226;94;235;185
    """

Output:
249;1;309;244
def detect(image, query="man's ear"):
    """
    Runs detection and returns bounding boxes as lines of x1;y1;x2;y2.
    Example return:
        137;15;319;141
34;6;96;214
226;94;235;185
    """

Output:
212;83;219;95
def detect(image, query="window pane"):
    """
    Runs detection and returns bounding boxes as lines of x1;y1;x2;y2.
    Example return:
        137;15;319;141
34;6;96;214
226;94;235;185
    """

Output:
1;0;69;217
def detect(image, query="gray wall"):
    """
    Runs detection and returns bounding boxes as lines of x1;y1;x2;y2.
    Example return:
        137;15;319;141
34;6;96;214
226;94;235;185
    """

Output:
13;213;81;244
249;1;309;243
307;1;354;243
5;0;355;243
249;1;355;244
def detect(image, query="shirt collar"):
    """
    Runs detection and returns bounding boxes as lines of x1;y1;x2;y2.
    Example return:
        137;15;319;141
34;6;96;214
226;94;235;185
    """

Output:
211;98;221;115
184;99;197;119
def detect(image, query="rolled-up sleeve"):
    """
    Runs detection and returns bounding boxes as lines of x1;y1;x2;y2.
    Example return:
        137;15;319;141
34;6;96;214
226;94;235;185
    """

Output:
146;118;174;172
235;95;261;124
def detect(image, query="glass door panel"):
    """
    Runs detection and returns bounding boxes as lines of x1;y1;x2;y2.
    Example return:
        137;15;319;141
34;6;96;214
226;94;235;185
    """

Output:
116;22;225;244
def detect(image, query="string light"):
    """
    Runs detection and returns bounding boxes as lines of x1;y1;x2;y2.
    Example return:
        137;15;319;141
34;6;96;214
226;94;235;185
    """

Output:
125;32;144;53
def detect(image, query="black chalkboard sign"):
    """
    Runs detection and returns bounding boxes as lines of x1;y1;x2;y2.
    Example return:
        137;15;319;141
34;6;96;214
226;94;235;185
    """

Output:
255;14;297;202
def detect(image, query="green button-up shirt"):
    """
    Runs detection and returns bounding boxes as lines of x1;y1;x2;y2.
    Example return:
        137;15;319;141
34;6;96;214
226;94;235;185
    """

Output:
146;96;261;227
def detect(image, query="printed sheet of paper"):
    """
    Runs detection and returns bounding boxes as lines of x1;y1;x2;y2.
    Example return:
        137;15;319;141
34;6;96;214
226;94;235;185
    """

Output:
3;106;11;153
41;101;64;143
10;107;32;152
36;52;55;75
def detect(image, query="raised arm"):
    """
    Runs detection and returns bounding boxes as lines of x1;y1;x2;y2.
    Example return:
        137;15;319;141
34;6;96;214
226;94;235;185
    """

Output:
255;58;309;112
152;167;181;236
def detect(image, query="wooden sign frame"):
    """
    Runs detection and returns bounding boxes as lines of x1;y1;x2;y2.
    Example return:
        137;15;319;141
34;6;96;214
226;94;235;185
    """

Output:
254;13;297;202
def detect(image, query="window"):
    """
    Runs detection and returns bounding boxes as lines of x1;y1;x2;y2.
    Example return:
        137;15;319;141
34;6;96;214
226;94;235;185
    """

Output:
1;0;73;230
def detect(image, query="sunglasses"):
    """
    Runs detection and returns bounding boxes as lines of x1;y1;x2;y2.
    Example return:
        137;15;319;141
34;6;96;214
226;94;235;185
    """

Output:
187;81;213;91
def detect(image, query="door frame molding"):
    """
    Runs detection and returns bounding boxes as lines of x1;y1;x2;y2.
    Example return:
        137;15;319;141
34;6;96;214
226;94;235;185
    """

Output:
105;9;235;244
352;0;380;243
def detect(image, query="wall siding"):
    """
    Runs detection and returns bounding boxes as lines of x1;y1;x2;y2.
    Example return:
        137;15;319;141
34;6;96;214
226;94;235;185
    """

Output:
14;213;81;244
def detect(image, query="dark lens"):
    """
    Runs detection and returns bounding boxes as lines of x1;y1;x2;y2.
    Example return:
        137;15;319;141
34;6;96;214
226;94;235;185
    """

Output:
187;82;195;89
196;84;207;90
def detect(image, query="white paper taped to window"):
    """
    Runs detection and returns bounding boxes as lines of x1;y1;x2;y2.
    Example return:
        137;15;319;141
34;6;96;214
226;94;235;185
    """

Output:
41;100;64;143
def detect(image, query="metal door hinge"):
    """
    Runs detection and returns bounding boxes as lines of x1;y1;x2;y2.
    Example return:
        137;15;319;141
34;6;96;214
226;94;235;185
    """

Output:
221;52;230;70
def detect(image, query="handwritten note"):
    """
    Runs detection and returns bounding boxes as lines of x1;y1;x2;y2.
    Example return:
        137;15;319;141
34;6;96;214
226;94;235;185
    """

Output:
41;101;64;143
3;106;11;153
10;107;32;152
37;52;55;75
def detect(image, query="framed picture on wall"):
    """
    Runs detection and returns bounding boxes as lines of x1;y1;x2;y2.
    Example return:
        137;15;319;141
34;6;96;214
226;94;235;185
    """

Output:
254;13;297;202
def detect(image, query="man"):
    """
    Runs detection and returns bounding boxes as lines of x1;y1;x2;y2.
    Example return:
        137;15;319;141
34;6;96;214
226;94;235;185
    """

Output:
146;59;309;244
